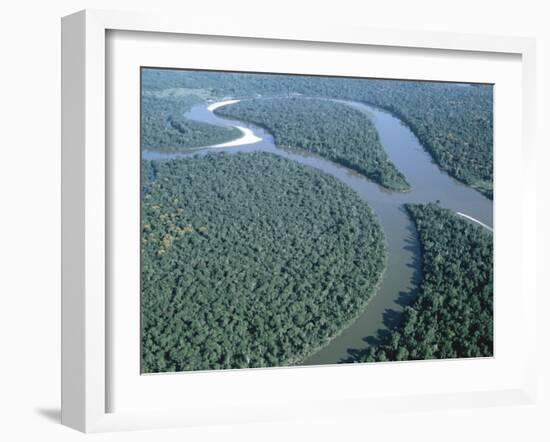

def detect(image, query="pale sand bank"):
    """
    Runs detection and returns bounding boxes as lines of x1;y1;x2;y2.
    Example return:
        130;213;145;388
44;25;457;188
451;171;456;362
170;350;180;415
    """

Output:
456;212;493;232
206;99;262;147
210;126;262;148
207;99;241;112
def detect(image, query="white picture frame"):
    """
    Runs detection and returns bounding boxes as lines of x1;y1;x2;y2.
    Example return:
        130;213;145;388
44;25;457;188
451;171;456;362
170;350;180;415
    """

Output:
61;9;537;433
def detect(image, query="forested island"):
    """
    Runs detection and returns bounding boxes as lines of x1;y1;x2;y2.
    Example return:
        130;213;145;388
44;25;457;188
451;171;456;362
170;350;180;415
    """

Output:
141;153;386;372
358;203;493;362
215;98;410;192
142;69;493;197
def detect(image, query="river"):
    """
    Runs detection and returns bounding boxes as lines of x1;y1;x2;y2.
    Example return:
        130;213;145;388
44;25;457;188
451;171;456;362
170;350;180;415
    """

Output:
142;97;493;366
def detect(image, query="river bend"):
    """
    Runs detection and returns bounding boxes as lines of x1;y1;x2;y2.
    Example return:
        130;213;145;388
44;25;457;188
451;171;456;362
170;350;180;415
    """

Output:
142;97;493;365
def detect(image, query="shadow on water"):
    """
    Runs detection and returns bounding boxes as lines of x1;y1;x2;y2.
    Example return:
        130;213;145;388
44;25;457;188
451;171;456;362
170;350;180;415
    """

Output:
394;207;422;308
342;206;422;363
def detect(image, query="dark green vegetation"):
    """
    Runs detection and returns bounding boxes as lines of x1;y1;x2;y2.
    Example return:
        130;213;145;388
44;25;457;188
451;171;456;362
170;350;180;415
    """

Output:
215;98;409;192
141;90;241;151
359;203;493;362
143;69;493;197
141;153;386;372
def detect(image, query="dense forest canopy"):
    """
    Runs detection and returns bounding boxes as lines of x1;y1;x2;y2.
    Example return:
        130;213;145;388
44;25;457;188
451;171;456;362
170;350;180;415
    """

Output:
357;203;493;362
142;69;493;197
141;88;241;151
141;153;387;372
139;68;494;372
215;98;410;191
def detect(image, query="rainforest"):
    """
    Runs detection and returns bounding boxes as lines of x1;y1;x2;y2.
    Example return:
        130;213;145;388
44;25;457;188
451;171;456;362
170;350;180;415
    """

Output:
141;153;386;371
140;68;494;373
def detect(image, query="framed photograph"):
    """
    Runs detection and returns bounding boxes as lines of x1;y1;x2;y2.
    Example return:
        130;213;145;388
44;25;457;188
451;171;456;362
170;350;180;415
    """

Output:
61;9;537;432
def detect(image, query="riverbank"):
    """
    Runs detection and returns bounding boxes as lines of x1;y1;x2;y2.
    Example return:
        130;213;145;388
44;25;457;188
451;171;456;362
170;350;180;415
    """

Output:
209;126;262;147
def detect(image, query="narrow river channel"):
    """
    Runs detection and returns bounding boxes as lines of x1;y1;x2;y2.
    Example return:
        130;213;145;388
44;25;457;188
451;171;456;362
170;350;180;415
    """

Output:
142;97;493;366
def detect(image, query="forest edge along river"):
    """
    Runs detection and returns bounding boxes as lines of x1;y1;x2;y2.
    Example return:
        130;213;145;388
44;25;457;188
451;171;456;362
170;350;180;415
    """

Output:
142;96;493;366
